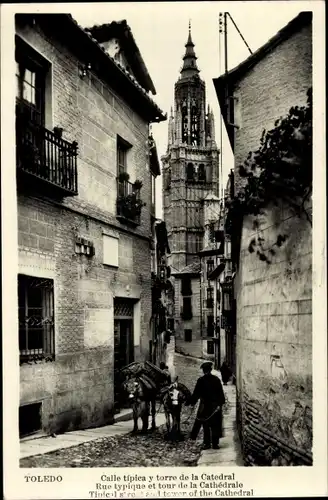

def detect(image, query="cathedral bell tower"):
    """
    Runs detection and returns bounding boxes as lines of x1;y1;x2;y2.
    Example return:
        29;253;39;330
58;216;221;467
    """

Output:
162;23;220;272
175;23;206;148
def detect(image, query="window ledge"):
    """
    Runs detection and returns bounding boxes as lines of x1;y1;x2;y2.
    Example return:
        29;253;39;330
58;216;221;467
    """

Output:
20;354;55;366
103;263;119;269
116;215;140;227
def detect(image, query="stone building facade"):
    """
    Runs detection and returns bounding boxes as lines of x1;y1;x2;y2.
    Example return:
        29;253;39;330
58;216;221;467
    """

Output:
162;26;220;359
150;219;175;366
213;12;312;465
205;175;235;373
15;14;166;437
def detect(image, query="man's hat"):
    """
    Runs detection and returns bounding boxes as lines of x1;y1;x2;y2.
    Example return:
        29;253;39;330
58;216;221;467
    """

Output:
201;361;213;370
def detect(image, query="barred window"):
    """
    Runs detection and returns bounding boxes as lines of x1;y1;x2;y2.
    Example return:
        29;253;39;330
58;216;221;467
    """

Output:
18;274;55;364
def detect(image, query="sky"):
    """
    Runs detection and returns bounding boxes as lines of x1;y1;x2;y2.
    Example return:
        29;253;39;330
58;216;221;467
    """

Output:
71;1;310;218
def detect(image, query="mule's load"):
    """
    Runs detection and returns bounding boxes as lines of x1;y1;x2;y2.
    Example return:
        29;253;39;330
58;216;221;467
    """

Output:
120;361;170;391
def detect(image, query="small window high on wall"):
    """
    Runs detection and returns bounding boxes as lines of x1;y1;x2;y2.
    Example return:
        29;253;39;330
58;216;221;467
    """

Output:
103;234;119;267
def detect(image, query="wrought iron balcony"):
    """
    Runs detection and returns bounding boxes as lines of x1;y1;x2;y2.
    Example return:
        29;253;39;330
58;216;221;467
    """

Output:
116;179;143;226
16;101;78;196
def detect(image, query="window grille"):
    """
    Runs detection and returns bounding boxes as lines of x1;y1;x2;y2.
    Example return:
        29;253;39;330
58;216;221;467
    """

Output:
114;299;134;318
18;274;54;364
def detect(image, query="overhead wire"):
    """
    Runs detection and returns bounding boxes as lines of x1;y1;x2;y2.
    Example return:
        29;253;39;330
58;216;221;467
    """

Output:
219;13;224;203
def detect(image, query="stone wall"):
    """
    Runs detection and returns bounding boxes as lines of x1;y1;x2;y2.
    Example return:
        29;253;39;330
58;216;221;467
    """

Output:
230;21;312;465
17;21;152;238
236;203;312;465
233;23;312;197
16;19;154;433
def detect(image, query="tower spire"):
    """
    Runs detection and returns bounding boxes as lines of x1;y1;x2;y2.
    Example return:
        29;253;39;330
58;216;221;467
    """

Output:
180;21;199;78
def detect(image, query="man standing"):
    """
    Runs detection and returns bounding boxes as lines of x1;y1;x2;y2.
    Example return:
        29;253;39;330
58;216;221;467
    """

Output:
186;361;225;449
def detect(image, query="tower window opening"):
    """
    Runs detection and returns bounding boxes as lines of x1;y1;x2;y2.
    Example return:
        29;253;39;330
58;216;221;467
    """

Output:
191;108;199;146
186;163;194;182
182;113;188;143
198;164;206;182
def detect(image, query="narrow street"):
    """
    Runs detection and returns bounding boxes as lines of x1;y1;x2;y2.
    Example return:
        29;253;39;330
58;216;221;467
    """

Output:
20;384;242;468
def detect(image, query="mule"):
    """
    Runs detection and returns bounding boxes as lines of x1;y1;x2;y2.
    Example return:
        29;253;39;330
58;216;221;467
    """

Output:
161;380;191;441
123;377;157;434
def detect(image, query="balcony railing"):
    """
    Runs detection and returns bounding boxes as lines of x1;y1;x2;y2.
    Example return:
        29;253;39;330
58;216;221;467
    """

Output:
16;102;78;196
116;179;142;225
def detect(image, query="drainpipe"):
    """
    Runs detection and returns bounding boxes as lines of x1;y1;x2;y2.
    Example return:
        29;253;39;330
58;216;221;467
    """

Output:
199;255;203;338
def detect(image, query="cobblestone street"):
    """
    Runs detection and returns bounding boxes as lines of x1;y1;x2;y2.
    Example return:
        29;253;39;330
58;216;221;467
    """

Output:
20;407;203;468
20;384;242;468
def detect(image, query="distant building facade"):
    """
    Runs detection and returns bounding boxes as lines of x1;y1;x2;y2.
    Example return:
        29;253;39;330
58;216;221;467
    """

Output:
213;12;312;465
162;26;220;359
16;14;166;437
150;219;174;366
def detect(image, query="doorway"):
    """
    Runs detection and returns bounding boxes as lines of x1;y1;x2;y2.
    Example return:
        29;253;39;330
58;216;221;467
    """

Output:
114;299;135;411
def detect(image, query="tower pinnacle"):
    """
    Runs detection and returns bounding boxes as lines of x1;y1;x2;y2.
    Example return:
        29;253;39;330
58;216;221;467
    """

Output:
180;22;199;78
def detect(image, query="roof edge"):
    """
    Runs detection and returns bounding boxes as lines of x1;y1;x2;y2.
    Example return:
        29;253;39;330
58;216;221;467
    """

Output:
85;20;157;95
16;14;166;123
214;11;312;86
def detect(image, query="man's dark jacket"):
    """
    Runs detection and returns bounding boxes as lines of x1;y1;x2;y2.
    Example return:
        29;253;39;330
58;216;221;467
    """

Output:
188;373;226;420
